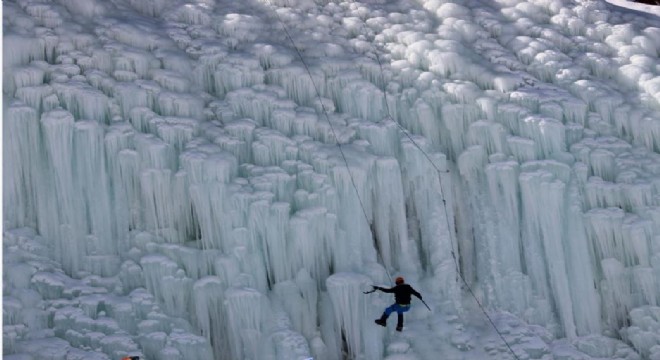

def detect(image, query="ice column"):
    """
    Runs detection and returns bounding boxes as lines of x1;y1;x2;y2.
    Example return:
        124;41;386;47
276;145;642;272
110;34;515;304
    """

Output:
4;104;42;229
266;65;317;105
519;115;566;158
251;201;292;284
401;139;460;304
520;170;576;337
224;287;269;360
140;255;179;306
289;207;332;288
160;270;193;318
272;272;318;341
357;120;400;157
485;161;522;275
564;179;602;335
41;109;85;275
193;277;230;359
601;258;632;330
73;121;113;254
168;331;214;360
140;169;179;243
458;146;490;288
105;123;137;248
326;273;381;360
373;157;411;272
339;80;386;122
189;182;232;251
52;82;110;123
329;157;374;272
441;104;482;160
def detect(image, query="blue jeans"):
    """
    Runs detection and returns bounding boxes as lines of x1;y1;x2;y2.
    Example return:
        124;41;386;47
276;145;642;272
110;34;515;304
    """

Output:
381;303;410;328
385;303;411;316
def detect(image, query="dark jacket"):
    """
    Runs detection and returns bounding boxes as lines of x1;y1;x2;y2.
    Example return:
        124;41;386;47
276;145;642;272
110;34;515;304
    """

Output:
377;284;422;305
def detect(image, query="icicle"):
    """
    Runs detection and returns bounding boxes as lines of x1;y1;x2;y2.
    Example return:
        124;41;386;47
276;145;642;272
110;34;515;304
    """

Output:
224;287;269;360
52;81;110;123
168;330;214;360
601;258;632;331
105;124;137;245
266;65;319;105
621;181;654;211
4;104;42;229
411;99;442;149
134;133;176;170
114;83;150;120
194;277;230;359
189;182;233;251
157;91;204;120
226;88;296;126
485;161;522;275
153;117;199;154
215;61;265;96
118;260;144;294
506;136;537;162
252;128;297;166
631;267;657;306
520;170;576;337
266;326;313;360
329;154;374;272
160;270;193;318
564;179;602;335
150;69;191;93
400;139;459;304
442;104;482;160
289;207;332;288
138;332;168;359
15;85;55;113
41;109;89;274
251;171;296;203
273;281;308;337
372;157;411;272
74;121;113;253
140;255;179;305
519;115;566;158
357;120;399;157
254;201;292;284
339;79;385;122
467;120;508;155
584;177;623;210
140;169;183;243
3;35;46;68
214;13;262;43
11;66;45;95
495;103;529;135
325;273;379;359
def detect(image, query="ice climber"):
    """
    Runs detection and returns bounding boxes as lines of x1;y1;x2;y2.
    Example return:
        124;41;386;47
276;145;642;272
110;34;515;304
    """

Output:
373;276;423;331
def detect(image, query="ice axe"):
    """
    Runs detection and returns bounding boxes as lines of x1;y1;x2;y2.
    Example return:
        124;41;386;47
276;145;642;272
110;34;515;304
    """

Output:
419;298;432;312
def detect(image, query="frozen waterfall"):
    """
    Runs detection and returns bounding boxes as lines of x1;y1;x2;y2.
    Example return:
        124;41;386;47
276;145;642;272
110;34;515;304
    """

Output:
4;0;660;359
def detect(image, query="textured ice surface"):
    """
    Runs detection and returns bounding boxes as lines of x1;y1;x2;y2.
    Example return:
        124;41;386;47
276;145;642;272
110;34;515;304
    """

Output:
4;0;660;359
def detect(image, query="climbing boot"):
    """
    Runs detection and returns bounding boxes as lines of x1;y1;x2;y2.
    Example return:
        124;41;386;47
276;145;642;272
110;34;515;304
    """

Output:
396;313;404;332
375;313;388;327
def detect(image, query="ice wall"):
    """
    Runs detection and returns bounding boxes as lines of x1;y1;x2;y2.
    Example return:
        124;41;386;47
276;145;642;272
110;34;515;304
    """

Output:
4;0;660;359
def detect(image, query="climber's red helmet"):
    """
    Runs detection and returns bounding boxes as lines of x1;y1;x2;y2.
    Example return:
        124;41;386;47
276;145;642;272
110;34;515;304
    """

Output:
395;276;404;285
